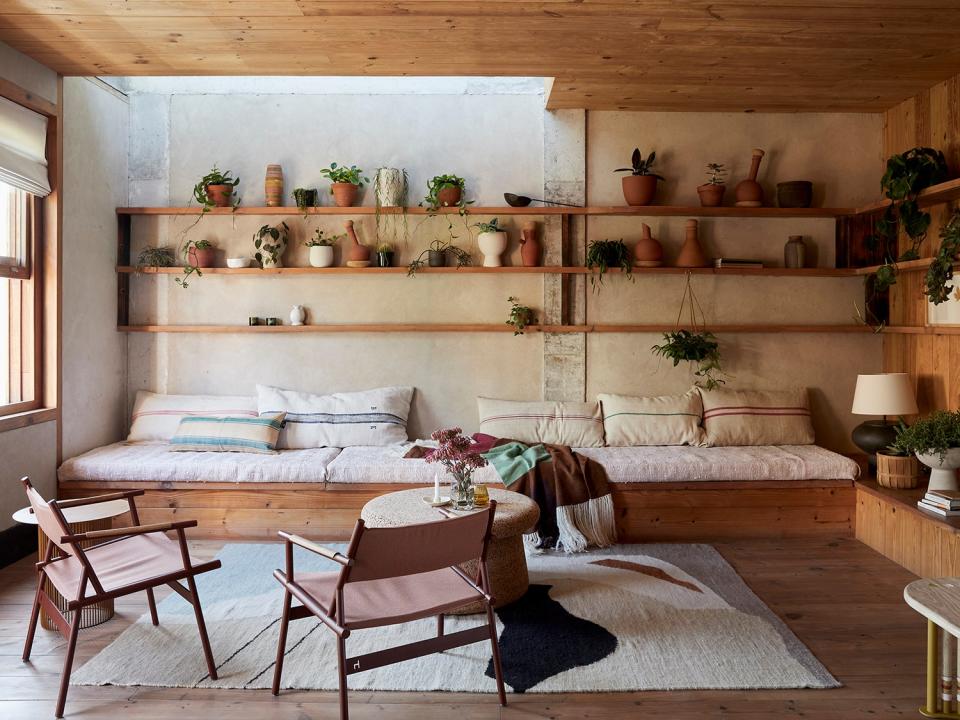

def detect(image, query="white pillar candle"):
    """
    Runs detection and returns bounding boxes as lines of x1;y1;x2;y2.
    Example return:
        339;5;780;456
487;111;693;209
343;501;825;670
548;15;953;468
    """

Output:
433;473;441;502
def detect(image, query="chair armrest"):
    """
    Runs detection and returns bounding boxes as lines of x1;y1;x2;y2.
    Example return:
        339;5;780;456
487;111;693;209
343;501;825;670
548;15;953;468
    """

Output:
52;490;145;509
278;531;351;566
62;519;197;544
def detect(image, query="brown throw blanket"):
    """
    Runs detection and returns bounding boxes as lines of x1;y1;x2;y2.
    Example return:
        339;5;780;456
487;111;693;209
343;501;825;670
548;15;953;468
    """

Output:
405;434;616;552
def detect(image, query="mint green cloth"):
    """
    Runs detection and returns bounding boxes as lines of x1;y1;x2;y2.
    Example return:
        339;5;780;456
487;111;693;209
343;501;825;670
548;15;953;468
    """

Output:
481;441;551;487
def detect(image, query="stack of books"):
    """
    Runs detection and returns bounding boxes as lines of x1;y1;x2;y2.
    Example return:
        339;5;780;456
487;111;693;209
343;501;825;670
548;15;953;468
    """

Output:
917;489;960;517
714;258;764;269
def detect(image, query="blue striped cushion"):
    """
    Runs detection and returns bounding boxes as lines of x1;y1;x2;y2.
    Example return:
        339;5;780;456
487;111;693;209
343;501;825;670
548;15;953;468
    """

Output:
169;413;286;454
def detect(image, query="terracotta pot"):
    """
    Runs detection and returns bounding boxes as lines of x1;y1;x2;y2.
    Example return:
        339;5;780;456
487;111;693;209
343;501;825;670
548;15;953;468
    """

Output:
331;182;359;208
436;186;462;207
264;164;283;207
735;149;765;207
519;221;541;267
188;246;216;268
205;184;234;207
697;183;726;207
676;219;709;267
634;223;663;267
776;180;813;208
621;175;658;206
344;220;370;262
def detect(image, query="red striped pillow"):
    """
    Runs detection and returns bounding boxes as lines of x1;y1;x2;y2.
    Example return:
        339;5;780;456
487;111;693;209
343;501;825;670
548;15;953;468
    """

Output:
699;388;814;446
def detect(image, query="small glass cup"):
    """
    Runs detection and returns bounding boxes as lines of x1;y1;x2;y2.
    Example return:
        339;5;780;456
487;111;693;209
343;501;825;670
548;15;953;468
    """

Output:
473;483;489;507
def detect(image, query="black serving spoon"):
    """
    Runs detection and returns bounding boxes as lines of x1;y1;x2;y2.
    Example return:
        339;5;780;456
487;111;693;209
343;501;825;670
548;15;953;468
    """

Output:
504;193;581;208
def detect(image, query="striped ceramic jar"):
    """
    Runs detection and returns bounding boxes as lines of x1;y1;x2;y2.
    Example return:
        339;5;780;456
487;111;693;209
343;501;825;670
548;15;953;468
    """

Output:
264;164;284;207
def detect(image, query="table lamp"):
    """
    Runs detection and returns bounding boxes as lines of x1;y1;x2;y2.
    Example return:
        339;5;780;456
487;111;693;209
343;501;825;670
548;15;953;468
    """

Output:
851;373;918;469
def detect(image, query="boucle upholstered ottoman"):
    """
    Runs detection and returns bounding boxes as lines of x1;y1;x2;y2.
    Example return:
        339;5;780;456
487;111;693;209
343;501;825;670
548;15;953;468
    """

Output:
361;486;539;612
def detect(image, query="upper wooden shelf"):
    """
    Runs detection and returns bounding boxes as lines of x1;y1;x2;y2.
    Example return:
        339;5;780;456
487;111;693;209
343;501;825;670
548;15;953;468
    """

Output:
117;323;877;334
116;205;853;218
855;177;960;214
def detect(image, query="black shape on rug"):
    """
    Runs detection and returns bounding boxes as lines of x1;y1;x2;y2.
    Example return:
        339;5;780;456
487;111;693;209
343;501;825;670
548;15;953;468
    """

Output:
485;583;617;692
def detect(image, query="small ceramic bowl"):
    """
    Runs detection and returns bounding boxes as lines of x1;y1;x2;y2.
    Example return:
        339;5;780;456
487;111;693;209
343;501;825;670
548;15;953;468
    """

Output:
226;257;251;268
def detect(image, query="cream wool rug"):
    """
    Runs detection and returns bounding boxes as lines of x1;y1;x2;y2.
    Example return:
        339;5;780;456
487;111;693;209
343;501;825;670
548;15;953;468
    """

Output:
71;543;838;693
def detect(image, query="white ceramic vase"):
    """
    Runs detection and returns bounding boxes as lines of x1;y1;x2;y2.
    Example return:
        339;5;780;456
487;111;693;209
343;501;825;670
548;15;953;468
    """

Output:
289;305;305;326
309;245;334;268
259;238;287;269
916;448;960;491
375;168;406;207
477;231;508;267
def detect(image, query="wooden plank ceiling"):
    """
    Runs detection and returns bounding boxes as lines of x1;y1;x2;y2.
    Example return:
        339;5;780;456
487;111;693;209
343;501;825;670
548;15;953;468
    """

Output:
1;1;959;112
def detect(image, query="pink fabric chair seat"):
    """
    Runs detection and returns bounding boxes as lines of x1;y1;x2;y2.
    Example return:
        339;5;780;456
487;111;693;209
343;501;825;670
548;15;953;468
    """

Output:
295;568;484;630
44;533;194;600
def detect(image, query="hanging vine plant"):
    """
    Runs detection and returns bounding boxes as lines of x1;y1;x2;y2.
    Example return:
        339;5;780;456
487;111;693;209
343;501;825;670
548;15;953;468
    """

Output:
651;273;727;390
925;209;960;304
867;147;948;293
585;239;633;290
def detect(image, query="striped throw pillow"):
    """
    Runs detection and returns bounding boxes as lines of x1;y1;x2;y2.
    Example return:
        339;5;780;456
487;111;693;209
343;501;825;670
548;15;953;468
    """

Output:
699;388;814;446
476;398;605;448
128;391;258;442
169;412;286;454
598;389;705;446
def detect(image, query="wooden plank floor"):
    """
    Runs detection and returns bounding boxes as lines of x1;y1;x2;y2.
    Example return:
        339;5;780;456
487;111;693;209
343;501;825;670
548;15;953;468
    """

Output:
0;535;927;719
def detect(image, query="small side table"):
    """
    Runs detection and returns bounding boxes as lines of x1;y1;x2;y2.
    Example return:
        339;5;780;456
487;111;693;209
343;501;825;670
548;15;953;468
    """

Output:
905;578;960;719
13;499;129;630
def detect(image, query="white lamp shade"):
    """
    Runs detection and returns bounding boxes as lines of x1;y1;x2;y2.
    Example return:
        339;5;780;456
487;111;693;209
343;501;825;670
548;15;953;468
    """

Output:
851;373;918;416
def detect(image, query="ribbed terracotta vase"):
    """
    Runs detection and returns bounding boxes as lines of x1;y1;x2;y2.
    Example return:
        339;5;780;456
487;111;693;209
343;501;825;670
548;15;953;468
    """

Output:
264;164;283;207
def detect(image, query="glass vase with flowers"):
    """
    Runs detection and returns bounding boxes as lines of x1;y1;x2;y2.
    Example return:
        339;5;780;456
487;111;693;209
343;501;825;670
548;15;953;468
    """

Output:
425;427;487;510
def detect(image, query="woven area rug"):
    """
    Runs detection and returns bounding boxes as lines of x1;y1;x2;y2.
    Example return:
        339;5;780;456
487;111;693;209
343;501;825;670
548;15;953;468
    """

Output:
72;543;838;693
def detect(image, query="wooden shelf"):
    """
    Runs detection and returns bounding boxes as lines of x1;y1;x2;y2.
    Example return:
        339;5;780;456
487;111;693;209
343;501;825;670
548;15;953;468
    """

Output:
855;177;960;214
117;323;877;334
881;325;960;335
118;265;859;278
852;257;935;275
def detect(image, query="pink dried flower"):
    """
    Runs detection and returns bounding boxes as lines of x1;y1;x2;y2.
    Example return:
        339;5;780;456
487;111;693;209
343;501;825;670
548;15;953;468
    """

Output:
426;426;487;482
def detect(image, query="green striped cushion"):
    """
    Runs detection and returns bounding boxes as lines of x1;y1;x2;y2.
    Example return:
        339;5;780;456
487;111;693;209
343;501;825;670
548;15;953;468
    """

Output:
598;390;705;446
169;413;286;454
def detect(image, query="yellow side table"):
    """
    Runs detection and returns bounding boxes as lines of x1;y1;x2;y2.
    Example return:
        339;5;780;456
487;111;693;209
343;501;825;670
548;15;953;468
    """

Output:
905;578;960;719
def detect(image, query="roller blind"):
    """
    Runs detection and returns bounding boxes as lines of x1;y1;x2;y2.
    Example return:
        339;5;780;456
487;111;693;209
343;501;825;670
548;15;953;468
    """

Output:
0;96;50;197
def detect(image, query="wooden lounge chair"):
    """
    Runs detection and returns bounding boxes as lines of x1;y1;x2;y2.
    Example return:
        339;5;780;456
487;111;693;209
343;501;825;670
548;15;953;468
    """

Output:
271;501;507;719
19;477;222;718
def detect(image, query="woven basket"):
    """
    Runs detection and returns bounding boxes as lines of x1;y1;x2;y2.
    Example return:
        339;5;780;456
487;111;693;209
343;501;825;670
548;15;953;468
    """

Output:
876;453;921;489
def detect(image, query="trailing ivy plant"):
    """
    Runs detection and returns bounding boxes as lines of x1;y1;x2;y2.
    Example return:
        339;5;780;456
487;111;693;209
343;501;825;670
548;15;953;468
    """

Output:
506;296;536;335
890;411;960;462
292;188;318;219
407;233;471;277
253;222;289;267
191;166;240;212
175;239;214;288
586;239;633;290
422;174;472;215
651;329;725;391
867;147;948;292
925;209;960;304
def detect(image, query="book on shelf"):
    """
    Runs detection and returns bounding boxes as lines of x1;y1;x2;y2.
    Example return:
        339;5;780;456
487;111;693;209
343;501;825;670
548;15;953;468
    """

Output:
926;489;960;506
714;258;764;269
921;491;960;511
917;498;960;517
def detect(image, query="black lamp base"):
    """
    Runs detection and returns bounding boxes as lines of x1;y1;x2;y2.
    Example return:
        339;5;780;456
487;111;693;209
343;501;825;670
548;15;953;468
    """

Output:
851;420;899;470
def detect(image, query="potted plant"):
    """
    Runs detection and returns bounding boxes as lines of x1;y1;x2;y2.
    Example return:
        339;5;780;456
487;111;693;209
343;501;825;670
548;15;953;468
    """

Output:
192;166;240;211
615;148;664;206
506;296;536;335
304;228;342;268
424;426;488;510
292;188;318;218
891;411;960;491
474;217;508;267
408;235;471;276
423;174;471;214
321;163;369;208
374;168;407;207
925;209;960;304
586;238;633;289
697;163;727;207
376;242;395;268
135;246;176;272
175;239;216;288
253;222;290;269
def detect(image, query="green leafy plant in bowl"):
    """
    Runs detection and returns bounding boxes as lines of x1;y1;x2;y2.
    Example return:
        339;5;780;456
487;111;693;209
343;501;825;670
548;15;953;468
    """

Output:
506;296;537;335
422;174;472;215
651;329;724;391
890;411;960;463
192;166;240;212
304;228;342;247
586;239;633;289
320;163;369;187
175;239;215;288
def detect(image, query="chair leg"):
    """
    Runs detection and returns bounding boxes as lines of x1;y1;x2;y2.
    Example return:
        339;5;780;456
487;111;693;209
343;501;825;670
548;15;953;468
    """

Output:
54;610;82;718
485;603;506;706
337;634;349;720
437;614;444;638
185;575;218;680
272;590;292;696
22;572;44;661
146;587;159;626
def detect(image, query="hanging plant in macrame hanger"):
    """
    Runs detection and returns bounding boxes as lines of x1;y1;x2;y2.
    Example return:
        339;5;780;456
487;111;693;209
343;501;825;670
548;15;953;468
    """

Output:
651;272;727;390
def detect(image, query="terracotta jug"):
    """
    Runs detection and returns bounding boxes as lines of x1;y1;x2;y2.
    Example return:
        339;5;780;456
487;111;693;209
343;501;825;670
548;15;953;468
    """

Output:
344;220;371;265
735;149;765;207
634;223;663;267
519;221;542;267
676;219;709;267
264;164;283;207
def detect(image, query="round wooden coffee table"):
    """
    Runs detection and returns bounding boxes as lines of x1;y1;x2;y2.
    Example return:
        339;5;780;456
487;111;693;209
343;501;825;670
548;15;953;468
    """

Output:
13;499;129;630
361;487;539;612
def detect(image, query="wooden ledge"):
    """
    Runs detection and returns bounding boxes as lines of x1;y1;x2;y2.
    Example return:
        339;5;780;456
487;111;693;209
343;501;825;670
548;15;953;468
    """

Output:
856;479;960;534
0;407;57;434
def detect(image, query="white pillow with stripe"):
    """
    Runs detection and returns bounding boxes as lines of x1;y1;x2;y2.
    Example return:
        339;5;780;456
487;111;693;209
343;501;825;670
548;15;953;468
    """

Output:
699;388;815;446
127;391;259;442
476;397;605;448
169;412;285;454
598;389;705;446
257;385;413;449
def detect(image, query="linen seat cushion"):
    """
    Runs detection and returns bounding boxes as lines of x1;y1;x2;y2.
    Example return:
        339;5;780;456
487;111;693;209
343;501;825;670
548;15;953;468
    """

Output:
476;397;605;447
127;391;259;442
169;412;286;454
325;444;501;485
599;389;705;446
699;388;815;447
43;533;194;600
257;385;414;449
292;568;484;630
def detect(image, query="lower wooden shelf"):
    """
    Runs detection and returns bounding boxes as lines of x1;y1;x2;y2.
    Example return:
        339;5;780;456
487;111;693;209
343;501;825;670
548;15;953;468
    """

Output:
117;323;879;334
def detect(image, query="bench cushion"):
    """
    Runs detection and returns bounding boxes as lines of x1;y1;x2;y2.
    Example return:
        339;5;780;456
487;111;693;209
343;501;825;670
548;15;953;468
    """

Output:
700;388;815;446
598;389;705;447
58;441;341;484
326;444;503;485
127;391;258;442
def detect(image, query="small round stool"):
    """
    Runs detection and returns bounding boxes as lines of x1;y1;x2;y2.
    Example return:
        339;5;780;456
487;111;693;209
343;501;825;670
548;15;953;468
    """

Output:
361;486;539;612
